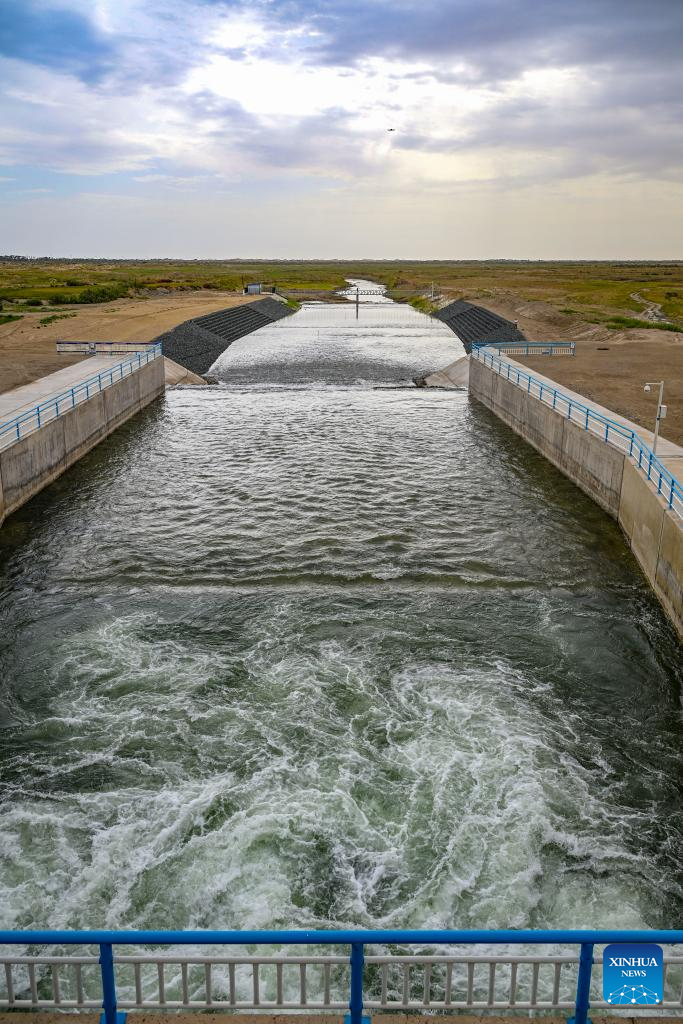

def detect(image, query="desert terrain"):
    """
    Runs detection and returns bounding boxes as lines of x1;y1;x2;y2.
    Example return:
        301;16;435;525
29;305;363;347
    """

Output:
474;293;683;446
0;291;252;394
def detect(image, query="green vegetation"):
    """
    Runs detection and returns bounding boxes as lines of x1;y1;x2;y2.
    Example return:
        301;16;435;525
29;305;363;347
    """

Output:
39;312;78;326
603;315;683;333
407;296;438;315
1;259;682;332
0;314;22;325
52;282;130;304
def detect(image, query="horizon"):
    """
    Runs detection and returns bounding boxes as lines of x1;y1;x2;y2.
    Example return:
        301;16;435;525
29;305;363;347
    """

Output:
3;256;683;264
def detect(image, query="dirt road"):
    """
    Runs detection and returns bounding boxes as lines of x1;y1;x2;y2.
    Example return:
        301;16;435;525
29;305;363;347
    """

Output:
0;291;252;394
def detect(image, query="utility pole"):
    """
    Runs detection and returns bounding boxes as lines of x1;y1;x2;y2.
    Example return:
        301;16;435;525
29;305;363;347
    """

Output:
644;380;666;454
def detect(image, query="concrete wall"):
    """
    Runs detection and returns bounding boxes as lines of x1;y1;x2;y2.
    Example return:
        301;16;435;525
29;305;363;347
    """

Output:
0;357;165;526
469;357;683;639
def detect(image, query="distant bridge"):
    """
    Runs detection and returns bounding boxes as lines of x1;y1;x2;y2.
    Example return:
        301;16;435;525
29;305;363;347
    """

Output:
340;288;386;296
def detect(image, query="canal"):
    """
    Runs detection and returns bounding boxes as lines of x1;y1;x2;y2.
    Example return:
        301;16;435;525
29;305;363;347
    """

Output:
0;283;681;940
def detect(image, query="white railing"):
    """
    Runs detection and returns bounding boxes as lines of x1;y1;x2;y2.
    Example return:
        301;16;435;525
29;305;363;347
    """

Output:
56;341;159;355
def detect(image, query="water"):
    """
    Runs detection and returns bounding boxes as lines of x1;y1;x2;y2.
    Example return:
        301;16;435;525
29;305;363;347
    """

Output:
0;284;681;946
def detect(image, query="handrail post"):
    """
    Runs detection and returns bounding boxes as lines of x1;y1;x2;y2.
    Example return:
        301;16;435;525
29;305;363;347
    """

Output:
569;941;593;1024
99;942;125;1024
347;941;368;1024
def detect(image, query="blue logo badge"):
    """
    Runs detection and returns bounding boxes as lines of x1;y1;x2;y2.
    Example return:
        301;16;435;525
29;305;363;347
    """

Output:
603;943;663;1005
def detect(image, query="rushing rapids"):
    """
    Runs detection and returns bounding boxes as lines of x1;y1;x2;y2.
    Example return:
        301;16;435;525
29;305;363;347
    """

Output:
0;283;681;948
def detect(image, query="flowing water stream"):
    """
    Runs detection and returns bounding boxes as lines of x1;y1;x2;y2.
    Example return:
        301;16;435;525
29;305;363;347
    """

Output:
0;284;681;949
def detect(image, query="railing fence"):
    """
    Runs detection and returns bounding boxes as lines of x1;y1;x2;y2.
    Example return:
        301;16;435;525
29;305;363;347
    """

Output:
0;343;162;452
1;930;682;1024
471;342;682;519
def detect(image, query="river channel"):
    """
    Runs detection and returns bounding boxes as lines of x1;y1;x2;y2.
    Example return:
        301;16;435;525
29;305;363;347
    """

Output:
0;283;681;946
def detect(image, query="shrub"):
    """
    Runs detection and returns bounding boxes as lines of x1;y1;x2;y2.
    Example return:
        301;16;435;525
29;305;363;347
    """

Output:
39;313;77;326
75;283;129;303
605;316;683;333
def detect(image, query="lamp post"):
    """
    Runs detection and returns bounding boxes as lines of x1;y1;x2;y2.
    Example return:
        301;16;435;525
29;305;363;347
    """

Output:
643;380;666;454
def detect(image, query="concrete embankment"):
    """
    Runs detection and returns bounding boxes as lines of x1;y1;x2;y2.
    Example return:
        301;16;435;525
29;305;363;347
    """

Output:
417;355;470;388
0;352;164;526
469;352;683;639
164;357;207;386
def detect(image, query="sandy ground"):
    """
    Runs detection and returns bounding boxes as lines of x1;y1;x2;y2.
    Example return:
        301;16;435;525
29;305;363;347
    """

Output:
470;294;683;447
0;292;252;395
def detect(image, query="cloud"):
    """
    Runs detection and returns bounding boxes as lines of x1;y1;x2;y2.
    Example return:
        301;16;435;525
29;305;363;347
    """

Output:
258;0;683;82
0;0;681;253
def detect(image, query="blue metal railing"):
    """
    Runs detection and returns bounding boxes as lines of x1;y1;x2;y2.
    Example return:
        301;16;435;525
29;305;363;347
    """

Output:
1;928;682;1024
471;343;683;519
0;343;162;451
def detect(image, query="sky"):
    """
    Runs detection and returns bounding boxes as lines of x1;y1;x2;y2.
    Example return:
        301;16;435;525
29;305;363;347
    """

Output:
0;0;681;258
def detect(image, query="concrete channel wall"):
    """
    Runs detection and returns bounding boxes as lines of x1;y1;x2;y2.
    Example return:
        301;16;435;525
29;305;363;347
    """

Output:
0;357;165;526
469;356;683;639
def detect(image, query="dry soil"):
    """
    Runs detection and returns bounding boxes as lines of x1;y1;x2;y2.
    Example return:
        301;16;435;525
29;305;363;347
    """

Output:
0;292;253;395
472;294;683;447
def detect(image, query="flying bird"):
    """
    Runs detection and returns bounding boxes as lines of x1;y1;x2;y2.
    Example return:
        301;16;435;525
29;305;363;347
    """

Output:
386;128;396;132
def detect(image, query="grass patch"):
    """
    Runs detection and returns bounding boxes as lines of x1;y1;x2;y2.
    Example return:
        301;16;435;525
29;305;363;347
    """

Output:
52;283;130;304
39;313;78;326
604;316;683;333
408;296;438;315
560;307;577;314
0;314;22;325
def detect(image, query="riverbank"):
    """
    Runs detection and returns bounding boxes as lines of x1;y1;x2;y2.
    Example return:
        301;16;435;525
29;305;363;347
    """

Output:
465;295;683;447
0;291;252;395
468;347;683;639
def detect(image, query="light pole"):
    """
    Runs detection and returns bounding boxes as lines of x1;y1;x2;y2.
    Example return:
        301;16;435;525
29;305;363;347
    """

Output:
643;380;666;454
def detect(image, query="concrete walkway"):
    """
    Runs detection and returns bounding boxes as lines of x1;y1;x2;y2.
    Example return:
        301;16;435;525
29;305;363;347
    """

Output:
0;357;134;424
498;355;683;483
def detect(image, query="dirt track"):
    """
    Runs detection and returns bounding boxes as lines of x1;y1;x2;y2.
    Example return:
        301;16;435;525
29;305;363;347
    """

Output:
470;293;683;447
0;291;252;394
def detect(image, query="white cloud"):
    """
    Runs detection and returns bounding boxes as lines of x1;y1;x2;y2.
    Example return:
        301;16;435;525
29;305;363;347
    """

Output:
2;0;681;253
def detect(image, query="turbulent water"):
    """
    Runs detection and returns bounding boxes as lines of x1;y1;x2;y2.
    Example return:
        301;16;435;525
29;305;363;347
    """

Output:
0;284;681;949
